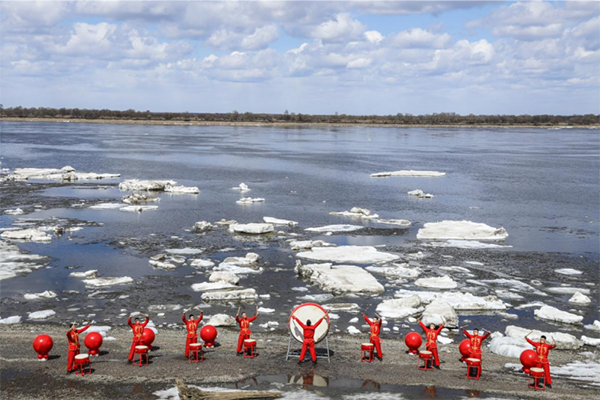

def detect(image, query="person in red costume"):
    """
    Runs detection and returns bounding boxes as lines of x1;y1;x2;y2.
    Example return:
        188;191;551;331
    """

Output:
235;306;258;355
525;332;556;388
66;320;91;373
293;310;328;364
460;326;491;362
182;309;203;358
127;314;149;362
419;316;446;369
363;311;383;360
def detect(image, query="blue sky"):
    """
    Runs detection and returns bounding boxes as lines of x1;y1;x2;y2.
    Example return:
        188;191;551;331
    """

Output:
1;1;598;115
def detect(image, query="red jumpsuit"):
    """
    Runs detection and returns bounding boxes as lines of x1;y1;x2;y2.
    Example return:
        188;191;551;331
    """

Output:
128;317;149;361
462;329;490;361
66;324;90;372
420;321;443;366
235;315;257;353
293;316;325;362
364;315;383;358
182;314;202;357
527;338;555;385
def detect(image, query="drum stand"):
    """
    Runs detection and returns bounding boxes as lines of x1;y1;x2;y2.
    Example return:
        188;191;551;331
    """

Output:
285;333;330;363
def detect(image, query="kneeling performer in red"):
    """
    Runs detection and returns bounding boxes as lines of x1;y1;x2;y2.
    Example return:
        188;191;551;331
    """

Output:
461;326;490;362
66;320;91;373
526;331;556;388
235;306;258;355
127;314;149;362
363;312;383;360
293;310;328;364
182;310;203;358
419;317;445;369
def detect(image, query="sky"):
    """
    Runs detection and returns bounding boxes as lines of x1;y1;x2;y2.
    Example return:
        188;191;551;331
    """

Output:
0;0;599;115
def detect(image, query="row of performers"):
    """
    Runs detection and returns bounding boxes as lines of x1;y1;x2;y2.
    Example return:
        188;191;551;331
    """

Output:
65;308;556;387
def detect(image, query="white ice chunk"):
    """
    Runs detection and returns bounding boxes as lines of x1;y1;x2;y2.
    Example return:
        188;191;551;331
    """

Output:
191;281;237;292
584;320;600;331
366;263;421;279
546;287;591;295
421;300;459;328
166;248;202;255
1;228;52;242
83;277;134;287
258;307;275;313
119;205;158;213
190;259;215;269
427;240;511;249
208;314;237;327
24;290;57;300
0;316;22;324
263;217;298;226
192;221;213;233
394;290;507;312
469;279;547;296
232;183;251;192
414;276;457;289
346;326;361;335
408;189;434;199
417;220;508;241
4;208;24;215
87;325;112;337
551;360;600;386
70;270;98;279
323;303;360;313
534;305;583;324
489;336;533;358
209;271;240;285
375;219;411;227
201;288;257;301
119;179;177;191
0;240;48;281
164;183;199;194
295;263;384;295
569;292;592;305
555;268;583;275
305;224;364;233
505;326;581;349
376;296;423;319
581;336;600;347
371;170;446;178
229;223;274;234
28;310;56;320
330;207;379;220
289;240;335;251
89;203;123;210
297;245;398;264
236;197;265;204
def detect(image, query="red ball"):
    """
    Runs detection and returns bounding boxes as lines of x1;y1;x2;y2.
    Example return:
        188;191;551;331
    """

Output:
405;332;423;350
200;325;218;347
459;339;472;357
84;332;103;356
33;334;53;359
142;328;156;348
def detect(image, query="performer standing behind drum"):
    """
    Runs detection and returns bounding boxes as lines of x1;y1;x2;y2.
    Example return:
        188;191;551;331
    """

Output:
363;311;383;360
127;314;149;363
66;320;91;373
293;310;328;364
525;332;556;388
182;310;203;359
460;326;490;362
235;306;258;355
419;316;445;369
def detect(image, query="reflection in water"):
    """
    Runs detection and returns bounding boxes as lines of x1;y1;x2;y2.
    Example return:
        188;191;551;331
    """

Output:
361;379;380;390
288;372;329;388
235;377;258;389
424;385;437;398
465;389;482;398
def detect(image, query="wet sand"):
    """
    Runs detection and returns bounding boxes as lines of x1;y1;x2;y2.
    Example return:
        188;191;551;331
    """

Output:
1;323;597;400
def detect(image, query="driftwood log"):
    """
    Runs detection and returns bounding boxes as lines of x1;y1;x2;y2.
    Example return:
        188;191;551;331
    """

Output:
175;379;282;400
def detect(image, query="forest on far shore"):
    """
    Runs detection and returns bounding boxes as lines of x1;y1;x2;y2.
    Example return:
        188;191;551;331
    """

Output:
1;106;598;126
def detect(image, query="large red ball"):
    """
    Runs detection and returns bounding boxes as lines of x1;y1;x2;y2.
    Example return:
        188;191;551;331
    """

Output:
459;339;472;357
200;325;218;347
84;332;103;355
33;334;53;358
520;349;538;368
405;332;423;350
142;328;156;347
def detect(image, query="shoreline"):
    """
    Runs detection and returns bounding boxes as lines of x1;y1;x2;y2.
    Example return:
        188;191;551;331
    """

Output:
1;117;598;129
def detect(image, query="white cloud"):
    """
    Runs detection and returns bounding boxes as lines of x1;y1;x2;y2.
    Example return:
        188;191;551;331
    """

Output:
309;13;366;42
347;57;372;69
240;25;280;50
364;30;384;44
391;28;451;48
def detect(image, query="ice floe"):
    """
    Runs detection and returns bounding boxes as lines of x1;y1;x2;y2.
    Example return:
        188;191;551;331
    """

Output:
164;183;199;194
232;183;251;192
288;240;335;251
190;259;215;269
24;290;57;300
1;228;52;242
323;303;360;313
408;189;434;199
376;296;423;319
87;325;112;338
296;245;398;264
394;290;507;311
4;208;24;215
122;193;161;205
468;279;547;296
371;170;446;178
236;197;265;204
83;276;134;288
551;360;600;386
569;292;592;305
295;263;384;295
534;305;583;324
546;287;591;295
305;224;364;233
229;223;274;234
421;300;459;328
427;240;511;249
166;248;203;255
201;288;257;301
489;336;533;358
347;326;361;335
28;310;56;320
209;271;240;285
119;205;159;213
581;336;600;347
119;179;177;191
414;276;457;289
192;281;237;292
11;166;119;181
374;219;411;227
70;270;98;279
208;314;236;327
330;207;379;220
584;321;600;331
0;240;49;281
263;217;298;226
0;316;22;324
555;268;583;275
89;203;123;210
417;220;508;241
366;263;421;279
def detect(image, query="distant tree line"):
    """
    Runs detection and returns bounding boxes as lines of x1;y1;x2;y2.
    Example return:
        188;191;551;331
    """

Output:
1;106;598;126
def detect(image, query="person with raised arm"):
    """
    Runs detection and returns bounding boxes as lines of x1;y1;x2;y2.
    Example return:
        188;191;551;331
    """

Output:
363;311;383;360
460;326;490;362
182;309;203;358
127;313;149;363
419;316;445;369
66;320;91;373
293;310;328;364
525;331;556;388
235;306;258;355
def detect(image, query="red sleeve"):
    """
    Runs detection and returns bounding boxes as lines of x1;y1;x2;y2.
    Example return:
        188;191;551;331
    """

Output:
66;331;72;340
364;315;373;326
419;321;426;331
548;343;556;349
293;316;307;329
235;316;241;323
142;317;149;327
77;324;91;334
378;319;382;329
182;314;187;323
248;315;258;322
436;325;444;334
198;314;203;322
482;332;490;340
463;329;472;338
526;337;538;347
314;317;325;328
128;317;133;328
